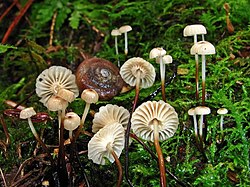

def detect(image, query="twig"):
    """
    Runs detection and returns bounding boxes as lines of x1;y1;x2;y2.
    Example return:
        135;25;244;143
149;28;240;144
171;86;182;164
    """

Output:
1;0;34;44
0;0;19;22
0;167;7;187
0;115;11;145
49;12;57;47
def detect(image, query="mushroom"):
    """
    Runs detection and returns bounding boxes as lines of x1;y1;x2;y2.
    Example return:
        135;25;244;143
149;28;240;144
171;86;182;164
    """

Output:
188;108;198;139
120;57;155;185
195;106;211;141
217;108;228;141
111;28;122;67
119;25;132;55
88;122;125;187
36;66;79;106
131;100;179;187
183;24;207;101
20;107;53;164
191;41;215;105
149;47;168;102
75;57;125;100
92;104;130;133
64;112;80;140
74;89;99;141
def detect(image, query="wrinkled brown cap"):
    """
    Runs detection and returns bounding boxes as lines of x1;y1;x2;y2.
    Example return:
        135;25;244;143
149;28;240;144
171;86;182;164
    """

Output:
75;57;125;100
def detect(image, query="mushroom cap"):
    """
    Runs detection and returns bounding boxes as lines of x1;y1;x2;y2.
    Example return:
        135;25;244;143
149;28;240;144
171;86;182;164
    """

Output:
149;47;166;59
36;66;79;106
131;100;179;142
81;89;99;104
217;108;228;115
46;95;68;111
64;112;80;131
188;108;196;116
120;57;156;88
92;104;130;133
190;41;216;55
57;88;75;103
183;24;207;36
156;55;173;64
195;106;211;115
119;25;132;33
75;57;125;100
111;29;121;36
88;122;125;165
20;107;36;119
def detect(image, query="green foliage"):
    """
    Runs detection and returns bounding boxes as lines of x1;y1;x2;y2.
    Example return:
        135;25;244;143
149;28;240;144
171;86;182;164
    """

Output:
0;44;16;54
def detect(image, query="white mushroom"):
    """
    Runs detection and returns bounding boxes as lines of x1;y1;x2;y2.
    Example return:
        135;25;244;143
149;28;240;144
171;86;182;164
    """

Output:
188;108;198;138
64;112;80;139
217;108;228;140
119;25;132;55
36;66;79;107
92;104;130;133
191;41;215;105
195;106;211;140
131;100;178;187
111;28;122;67
184;24;207;101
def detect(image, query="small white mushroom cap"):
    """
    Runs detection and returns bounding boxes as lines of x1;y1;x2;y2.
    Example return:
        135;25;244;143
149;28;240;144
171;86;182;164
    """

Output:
188;108;196;116
149;47;166;59
64;112;80;131
217;108;228;115
190;41;216;55
81;89;99;104
156;55;173;64
120;57;156;88
111;29;122;36
183;24;207;37
92;104;130;133
20;107;36;119
36;66;79;106
131;100;179;142
119;25;132;33
57;88;75;103
88;122;125;165
46;95;68;111
195;106;211;115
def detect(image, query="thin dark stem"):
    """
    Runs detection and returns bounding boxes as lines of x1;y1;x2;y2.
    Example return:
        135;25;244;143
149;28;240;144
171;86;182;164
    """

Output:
111;150;123;187
0;115;10;145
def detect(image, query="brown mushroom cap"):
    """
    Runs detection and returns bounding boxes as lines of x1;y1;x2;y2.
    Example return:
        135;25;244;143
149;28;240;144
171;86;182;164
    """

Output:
75;57;125;100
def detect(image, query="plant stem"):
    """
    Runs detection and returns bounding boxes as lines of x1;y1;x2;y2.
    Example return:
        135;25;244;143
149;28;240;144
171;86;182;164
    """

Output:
153;119;166;187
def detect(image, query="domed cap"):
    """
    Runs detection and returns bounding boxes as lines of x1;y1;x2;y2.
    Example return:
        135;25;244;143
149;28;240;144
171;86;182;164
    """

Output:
111;29;121;36
92;104;130;133
36;66;79;106
149;47;166;59
188;108;196;116
119;25;132;33
131;100;179;142
190;41;216;55
88;122;125;165
156;55;173;64
20;107;36;119
81;89;99;104
75;57;125;100
120;57;156;88
64;112;80;131
46;95;68;111
183;24;207;36
217;108;228;115
195;106;211;115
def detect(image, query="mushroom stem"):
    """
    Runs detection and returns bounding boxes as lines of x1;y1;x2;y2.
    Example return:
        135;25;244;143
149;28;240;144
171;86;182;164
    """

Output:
124;32;128;55
114;36;120;67
153;119;166;187
110;148;123;187
195;54;199;101
69;130;73;140
201;55;206;106
192;114;200;147
220;115;224;140
159;56;166;102
27;118;54;165
74;103;90;142
199;115;204;142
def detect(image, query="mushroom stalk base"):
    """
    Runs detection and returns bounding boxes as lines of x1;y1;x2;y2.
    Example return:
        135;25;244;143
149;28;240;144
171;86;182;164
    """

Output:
110;148;123;187
153;120;167;187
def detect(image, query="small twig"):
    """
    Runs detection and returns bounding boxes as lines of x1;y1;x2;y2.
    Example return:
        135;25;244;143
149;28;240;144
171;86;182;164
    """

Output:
0;0;19;22
1;0;34;44
49;12;57;47
0;115;11;145
0;167;7;187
